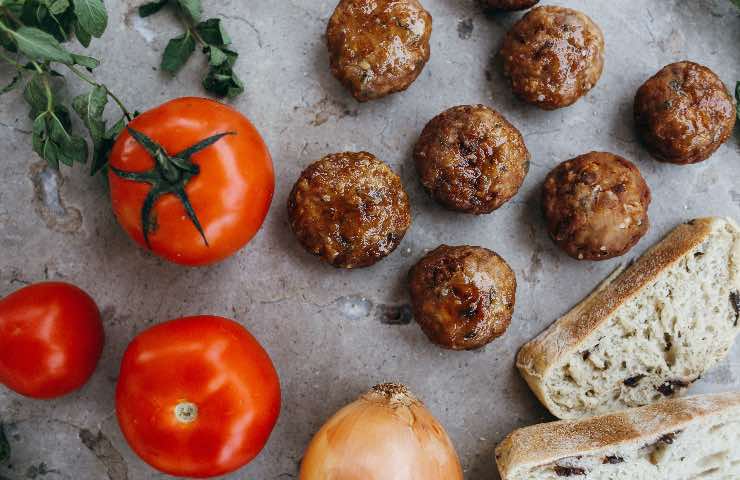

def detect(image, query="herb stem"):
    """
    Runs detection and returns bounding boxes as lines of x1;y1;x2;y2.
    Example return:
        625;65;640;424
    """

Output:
175;11;205;47
66;64;133;121
0;7;23;28
0;49;23;69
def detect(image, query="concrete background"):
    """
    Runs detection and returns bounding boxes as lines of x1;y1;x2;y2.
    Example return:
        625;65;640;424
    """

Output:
0;0;739;478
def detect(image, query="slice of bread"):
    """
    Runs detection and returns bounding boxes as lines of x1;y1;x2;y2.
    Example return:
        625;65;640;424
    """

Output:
517;217;740;419
495;392;740;480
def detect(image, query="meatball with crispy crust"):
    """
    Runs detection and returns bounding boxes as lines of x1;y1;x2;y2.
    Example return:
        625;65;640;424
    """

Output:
542;152;651;261
500;6;604;110
486;0;539;11
326;0;432;102
410;245;516;350
414;105;530;214
288;152;411;269
634;61;736;165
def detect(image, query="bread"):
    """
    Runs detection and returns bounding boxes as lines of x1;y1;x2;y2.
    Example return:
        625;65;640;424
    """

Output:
495;392;740;480
517;217;740;419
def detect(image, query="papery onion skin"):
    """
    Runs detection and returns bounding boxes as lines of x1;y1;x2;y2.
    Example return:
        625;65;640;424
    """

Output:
299;383;464;480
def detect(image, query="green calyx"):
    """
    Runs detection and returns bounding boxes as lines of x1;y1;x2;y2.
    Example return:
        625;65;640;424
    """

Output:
110;127;235;249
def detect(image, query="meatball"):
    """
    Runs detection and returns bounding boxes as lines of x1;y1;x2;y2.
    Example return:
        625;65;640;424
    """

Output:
326;0;432;102
542;152;651;261
634;61;736;165
414;105;530;214
288;152;411;268
499;6;605;110
409;245;516;350
486;0;539;11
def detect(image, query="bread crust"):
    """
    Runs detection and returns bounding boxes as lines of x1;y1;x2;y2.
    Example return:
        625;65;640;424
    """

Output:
495;392;740;480
516;217;740;418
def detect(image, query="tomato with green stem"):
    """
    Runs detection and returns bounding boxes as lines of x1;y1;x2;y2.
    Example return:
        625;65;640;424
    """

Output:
0;282;103;399
108;97;274;266
116;315;281;478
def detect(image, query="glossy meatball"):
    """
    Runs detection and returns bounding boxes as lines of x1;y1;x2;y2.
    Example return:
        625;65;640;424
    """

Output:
326;0;433;102
414;105;530;214
288;152;411;268
634;61;736;165
409;245;516;350
500;6;605;110
486;0;539;11
542;152;651;261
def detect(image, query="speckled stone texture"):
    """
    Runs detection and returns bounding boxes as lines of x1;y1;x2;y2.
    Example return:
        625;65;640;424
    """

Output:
0;1;738;479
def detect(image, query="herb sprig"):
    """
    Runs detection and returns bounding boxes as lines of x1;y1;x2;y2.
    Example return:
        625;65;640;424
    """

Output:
0;0;131;174
139;0;244;99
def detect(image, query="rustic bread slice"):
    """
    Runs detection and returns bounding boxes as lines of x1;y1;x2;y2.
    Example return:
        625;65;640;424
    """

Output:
517;217;740;419
495;392;740;480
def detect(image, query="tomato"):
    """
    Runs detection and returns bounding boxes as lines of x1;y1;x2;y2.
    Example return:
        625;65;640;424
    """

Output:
0;282;103;399
108;97;274;266
116;315;281;478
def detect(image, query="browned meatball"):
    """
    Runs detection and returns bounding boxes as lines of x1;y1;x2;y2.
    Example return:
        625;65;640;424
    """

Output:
634;61;736;165
499;6;605;110
414;105;530;214
542;152;651;261
288;152;411;268
326;0;432;102
486;0;539;11
409;245;516;350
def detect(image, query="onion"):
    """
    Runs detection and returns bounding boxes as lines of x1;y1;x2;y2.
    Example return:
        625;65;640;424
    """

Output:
299;383;464;480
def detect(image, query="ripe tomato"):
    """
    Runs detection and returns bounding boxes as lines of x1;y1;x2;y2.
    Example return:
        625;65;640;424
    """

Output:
0;282;103;399
116;315;281;478
108;97;274;266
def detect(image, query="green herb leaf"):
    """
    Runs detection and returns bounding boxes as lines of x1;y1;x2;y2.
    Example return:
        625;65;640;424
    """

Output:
203;61;244;99
0;72;22;95
206;45;227;66
73;85;106;141
195;18;230;46
73;85;109;172
23;73;51;116
74;18;92;46
46;0;71;15
11;26;74;64
176;0;201;22
72;53;99;69
89;115;126;175
71;0;107;38
139;0;169;17
161;31;195;74
0;422;9;463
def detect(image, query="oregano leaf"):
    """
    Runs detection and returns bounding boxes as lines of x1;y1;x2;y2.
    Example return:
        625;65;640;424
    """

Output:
207;46;227;66
176;0;201;22
72;85;107;143
139;0;169;17
74;19;92;47
72;53;99;69
46;0;71;15
23;73;51;116
161;31;195;74
71;0;107;38
195;18;230;46
11;26;74;64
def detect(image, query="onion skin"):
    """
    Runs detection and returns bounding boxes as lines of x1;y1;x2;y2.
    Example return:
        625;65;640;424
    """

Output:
299;383;464;480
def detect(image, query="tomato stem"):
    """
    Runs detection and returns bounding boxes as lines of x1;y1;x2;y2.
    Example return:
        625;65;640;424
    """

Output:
110;127;236;248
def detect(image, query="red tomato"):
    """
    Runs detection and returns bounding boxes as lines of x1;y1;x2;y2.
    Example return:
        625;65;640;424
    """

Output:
108;97;274;266
116;315;281;478
0;282;103;399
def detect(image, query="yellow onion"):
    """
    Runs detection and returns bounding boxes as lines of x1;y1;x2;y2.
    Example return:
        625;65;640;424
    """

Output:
299;383;464;480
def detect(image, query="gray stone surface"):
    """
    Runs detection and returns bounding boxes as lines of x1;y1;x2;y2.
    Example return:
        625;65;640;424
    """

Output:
0;0;738;478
